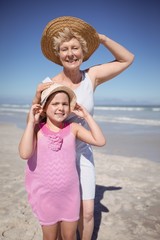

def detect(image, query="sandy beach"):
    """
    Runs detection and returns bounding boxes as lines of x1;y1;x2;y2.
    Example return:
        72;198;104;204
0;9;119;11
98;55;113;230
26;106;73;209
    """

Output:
0;123;160;240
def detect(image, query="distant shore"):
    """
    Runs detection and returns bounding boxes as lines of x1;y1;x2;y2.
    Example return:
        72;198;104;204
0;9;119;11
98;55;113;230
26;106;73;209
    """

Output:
0;123;160;240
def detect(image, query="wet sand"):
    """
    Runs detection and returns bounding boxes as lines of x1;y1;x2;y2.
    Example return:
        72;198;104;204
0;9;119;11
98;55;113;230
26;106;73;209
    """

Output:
0;124;160;240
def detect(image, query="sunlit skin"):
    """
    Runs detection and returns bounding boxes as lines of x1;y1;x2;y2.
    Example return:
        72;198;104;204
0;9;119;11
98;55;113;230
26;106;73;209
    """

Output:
58;38;84;70
44;92;70;131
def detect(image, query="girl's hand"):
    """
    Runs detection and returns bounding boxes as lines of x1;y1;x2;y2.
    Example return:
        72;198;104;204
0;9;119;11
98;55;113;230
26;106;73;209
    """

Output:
72;103;89;119
28;104;43;124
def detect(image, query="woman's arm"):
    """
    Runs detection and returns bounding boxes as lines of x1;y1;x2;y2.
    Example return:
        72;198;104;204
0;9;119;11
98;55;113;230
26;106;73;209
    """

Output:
26;81;53;123
88;34;135;88
19;104;42;159
72;104;106;147
32;82;53;104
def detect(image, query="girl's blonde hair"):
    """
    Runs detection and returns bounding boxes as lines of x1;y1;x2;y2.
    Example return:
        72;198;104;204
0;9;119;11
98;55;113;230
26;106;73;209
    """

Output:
53;27;88;56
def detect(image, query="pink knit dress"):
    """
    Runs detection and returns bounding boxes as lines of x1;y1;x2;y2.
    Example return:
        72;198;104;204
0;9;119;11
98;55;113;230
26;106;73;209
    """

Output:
25;122;80;225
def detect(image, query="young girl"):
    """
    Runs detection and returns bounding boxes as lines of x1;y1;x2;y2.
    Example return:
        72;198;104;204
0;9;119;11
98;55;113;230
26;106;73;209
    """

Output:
19;83;106;240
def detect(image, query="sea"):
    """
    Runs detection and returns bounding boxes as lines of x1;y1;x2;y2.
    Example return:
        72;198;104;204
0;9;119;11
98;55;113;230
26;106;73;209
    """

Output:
0;103;160;163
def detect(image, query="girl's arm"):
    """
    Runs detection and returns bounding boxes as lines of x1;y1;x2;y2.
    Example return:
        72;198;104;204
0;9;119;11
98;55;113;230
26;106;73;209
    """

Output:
88;34;135;88
19;104;42;159
72;104;106;146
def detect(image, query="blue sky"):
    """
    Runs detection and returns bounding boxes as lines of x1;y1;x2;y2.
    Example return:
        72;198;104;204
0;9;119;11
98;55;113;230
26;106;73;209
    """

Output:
1;0;160;105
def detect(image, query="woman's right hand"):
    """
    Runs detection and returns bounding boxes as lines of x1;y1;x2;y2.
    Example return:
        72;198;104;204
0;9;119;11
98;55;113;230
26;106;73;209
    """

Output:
32;82;53;104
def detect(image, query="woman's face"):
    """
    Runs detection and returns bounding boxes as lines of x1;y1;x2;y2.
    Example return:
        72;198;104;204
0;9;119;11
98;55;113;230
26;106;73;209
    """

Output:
58;38;84;69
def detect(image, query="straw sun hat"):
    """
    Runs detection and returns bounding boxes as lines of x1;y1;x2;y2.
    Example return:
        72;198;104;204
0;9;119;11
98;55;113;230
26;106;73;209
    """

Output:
41;16;100;65
41;83;77;111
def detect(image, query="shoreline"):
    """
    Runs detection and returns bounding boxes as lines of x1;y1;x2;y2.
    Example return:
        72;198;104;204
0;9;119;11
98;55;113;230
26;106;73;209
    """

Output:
0;123;160;240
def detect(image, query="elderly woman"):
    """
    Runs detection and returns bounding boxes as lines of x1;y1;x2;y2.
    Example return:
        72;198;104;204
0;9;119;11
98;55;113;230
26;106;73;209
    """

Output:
32;16;134;240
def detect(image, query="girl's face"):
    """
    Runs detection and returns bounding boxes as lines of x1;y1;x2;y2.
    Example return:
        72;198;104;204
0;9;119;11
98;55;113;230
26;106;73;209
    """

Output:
58;38;84;69
44;92;70;124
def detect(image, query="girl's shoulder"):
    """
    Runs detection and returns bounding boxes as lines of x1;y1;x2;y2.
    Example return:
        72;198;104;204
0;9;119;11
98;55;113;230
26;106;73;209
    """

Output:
70;122;80;136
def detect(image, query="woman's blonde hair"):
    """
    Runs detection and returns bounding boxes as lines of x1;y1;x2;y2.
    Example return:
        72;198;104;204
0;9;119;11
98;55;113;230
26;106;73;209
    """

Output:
53;27;88;56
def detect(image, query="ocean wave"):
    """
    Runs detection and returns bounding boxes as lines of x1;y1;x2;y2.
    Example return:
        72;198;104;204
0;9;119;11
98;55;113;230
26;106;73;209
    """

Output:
1;103;30;108
152;108;160;112
94;115;160;126
0;107;29;113
0;104;160;126
1;104;160;113
94;106;160;112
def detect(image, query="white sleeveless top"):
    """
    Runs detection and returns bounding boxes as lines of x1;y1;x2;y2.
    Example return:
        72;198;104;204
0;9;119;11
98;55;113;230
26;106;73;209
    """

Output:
67;70;96;199
74;70;94;115
66;70;94;152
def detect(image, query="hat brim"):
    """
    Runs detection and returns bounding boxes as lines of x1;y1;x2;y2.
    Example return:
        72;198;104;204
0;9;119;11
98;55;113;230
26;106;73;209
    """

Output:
41;16;100;65
41;84;77;111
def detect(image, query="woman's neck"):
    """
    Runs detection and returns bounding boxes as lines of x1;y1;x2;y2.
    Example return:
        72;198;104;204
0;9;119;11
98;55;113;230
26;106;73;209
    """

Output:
62;69;82;84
